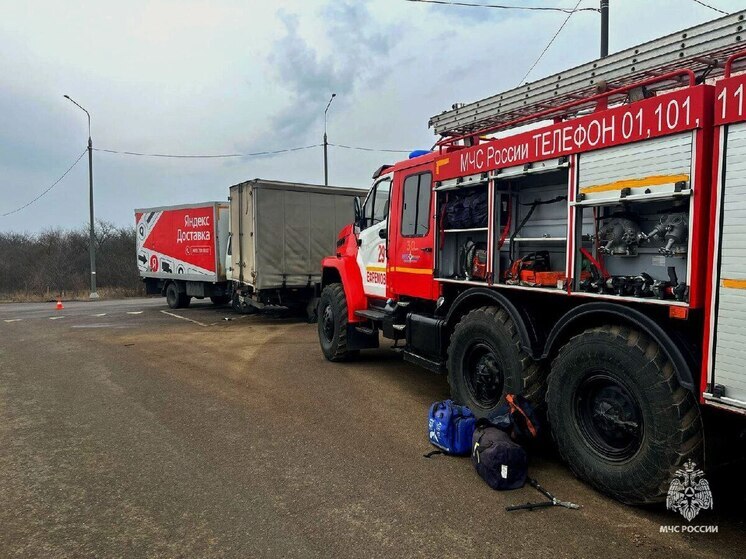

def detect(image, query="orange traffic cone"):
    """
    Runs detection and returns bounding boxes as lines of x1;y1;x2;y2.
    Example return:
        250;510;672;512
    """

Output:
56;299;64;310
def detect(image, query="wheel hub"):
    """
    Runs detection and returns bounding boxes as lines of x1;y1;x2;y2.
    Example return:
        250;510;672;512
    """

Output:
322;304;335;342
465;343;503;408
576;374;643;461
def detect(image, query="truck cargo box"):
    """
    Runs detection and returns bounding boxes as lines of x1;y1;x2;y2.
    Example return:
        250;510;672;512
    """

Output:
135;201;230;284
229;179;366;291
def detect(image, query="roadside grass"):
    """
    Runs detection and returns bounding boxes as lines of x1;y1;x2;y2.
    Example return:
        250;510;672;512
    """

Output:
0;286;146;303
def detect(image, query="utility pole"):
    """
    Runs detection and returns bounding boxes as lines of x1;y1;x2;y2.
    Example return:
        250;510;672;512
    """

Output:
600;0;609;58
323;93;336;186
64;95;99;299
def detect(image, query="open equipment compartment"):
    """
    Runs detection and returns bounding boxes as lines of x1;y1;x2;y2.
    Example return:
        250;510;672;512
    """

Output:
571;133;694;305
493;157;571;292
435;173;490;284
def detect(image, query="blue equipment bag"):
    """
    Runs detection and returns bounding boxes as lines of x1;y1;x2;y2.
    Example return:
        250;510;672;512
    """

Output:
425;400;476;457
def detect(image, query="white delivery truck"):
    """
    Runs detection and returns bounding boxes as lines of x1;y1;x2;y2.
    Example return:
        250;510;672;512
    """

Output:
135;201;231;308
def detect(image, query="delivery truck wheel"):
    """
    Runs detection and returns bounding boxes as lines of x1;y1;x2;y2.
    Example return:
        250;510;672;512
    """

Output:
318;283;357;362
166;283;181;309
447;306;543;418
546;325;703;504
231;293;256;314
210;295;230;306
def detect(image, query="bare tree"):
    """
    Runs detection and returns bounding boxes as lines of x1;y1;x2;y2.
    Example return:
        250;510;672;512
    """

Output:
0;221;142;299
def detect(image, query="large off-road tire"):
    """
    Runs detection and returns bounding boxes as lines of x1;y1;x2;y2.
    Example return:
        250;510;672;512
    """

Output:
210;295;231;306
318;283;357;362
166;283;181;309
546;325;703;505
447;306;544;418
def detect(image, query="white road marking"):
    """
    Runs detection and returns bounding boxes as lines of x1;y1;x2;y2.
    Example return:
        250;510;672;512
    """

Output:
49;316;64;320
126;311;143;315
92;313;107;317
3;319;22;323
159;310;207;327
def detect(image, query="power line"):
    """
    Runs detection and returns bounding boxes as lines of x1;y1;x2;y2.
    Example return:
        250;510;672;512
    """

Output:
93;144;322;159
330;143;411;154
1;150;87;217
1;142;412;217
94;143;412;158
404;0;598;13
691;0;729;15
518;0;583;85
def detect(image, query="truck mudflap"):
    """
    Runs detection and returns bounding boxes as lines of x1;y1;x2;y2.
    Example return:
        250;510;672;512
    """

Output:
346;324;380;351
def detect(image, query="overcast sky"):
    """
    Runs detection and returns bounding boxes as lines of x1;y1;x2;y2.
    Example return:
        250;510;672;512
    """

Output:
0;0;741;232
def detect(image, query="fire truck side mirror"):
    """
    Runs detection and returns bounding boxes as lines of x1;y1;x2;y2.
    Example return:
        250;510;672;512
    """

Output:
354;196;362;227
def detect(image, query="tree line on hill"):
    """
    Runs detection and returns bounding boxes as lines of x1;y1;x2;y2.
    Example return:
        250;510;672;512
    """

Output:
0;221;142;300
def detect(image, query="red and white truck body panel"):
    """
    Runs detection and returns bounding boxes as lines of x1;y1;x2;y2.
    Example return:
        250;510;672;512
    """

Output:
703;56;746;413
135;202;230;284
319;15;746;505
340;79;714;321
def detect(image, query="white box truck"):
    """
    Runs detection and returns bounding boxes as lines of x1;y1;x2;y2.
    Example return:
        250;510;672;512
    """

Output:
229;179;366;316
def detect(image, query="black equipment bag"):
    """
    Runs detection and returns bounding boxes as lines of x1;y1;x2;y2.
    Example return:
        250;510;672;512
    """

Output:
471;422;527;490
444;189;488;229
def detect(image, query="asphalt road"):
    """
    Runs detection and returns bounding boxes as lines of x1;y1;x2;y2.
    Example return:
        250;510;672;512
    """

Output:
0;297;743;558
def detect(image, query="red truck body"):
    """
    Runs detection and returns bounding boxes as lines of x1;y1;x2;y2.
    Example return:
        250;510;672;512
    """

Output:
317;16;746;505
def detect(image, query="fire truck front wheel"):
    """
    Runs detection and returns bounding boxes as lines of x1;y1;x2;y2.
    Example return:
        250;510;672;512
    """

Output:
546;325;703;505
447;306;543;417
318;283;357;362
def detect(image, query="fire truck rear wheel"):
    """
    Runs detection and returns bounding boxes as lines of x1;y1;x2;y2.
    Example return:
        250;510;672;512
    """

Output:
447;306;544;418
318;283;357;362
546;325;703;505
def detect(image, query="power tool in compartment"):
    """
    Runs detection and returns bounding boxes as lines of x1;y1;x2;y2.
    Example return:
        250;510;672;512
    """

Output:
505;251;565;287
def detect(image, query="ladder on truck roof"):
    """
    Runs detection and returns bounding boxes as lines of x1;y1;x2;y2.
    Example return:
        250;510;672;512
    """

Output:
430;10;746;138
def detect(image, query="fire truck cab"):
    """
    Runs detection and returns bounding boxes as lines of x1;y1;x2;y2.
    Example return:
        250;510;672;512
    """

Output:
318;12;746;505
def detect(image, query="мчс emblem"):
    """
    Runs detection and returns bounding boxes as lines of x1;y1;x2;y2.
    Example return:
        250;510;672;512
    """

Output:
666;459;713;521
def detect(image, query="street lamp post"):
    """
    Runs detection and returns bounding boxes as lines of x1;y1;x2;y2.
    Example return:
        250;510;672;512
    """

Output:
64;95;98;299
323;93;336;186
600;0;609;58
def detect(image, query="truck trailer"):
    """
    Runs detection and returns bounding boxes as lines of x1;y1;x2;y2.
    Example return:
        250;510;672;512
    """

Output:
317;12;746;505
136;201;231;308
229;179;367;316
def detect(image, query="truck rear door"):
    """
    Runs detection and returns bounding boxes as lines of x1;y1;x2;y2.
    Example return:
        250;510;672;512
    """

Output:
704;64;746;412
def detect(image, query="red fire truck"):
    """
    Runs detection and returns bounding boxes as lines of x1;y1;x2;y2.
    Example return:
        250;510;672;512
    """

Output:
317;12;746;504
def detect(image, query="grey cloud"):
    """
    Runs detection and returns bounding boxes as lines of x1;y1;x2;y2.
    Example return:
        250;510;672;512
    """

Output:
267;1;401;141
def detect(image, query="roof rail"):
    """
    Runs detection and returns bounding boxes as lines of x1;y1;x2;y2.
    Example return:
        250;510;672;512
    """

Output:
429;11;746;138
